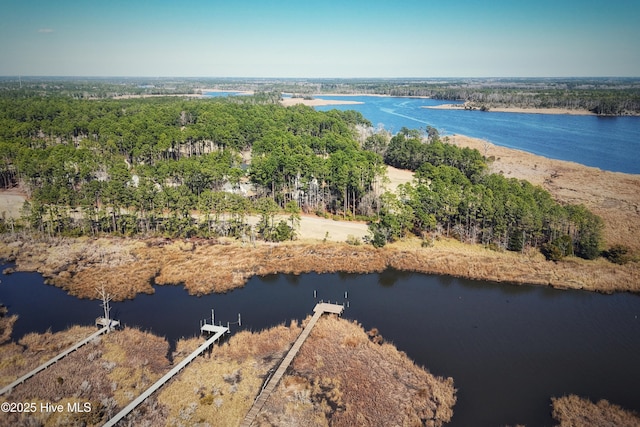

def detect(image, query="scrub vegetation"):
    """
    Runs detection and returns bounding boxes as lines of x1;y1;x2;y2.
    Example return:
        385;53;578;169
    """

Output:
0;314;456;426
551;395;640;427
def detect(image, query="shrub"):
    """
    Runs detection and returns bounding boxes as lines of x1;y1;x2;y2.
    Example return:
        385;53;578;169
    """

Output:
602;245;633;265
541;235;573;261
345;235;361;246
371;230;387;248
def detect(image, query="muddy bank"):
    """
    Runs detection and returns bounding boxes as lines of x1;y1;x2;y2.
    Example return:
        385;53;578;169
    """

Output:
1;235;637;301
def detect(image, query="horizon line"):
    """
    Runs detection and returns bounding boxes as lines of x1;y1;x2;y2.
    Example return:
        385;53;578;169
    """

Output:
2;75;640;80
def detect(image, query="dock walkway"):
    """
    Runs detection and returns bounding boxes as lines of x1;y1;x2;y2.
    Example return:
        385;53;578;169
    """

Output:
103;324;228;427
240;303;344;427
0;324;113;396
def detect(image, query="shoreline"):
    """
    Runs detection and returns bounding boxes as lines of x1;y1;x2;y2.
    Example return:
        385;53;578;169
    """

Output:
423;103;597;116
279;97;364;107
1;133;638;299
200;88;255;96
1;235;638;302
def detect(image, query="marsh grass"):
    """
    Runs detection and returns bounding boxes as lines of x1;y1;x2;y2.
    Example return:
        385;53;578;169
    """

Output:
147;317;456;426
260;316;456;427
0;326;170;427
155;321;302;427
3;235;637;303
552;395;640;427
0;314;17;345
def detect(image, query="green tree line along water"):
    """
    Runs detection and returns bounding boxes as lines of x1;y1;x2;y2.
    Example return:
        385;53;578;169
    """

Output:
0;89;604;259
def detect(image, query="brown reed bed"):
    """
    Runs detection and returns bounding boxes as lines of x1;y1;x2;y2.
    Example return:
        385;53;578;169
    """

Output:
145;316;455;426
551;395;640;426
153;321;303;427
0;325;170;427
256;315;456;427
2;235;638;302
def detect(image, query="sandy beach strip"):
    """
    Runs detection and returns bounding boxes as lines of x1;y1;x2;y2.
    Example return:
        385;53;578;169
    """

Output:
423;103;595;116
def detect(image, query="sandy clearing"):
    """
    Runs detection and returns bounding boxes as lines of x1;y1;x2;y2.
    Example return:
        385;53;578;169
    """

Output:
0;190;26;219
384;165;414;192
298;214;368;241
245;214;368;242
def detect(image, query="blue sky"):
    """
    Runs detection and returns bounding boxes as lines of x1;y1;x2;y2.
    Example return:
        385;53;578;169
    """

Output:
1;0;639;77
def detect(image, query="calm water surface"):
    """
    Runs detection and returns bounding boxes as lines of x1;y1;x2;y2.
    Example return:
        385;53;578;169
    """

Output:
315;95;640;174
1;265;639;427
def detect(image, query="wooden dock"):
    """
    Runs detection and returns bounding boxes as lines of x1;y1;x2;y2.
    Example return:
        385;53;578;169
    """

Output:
0;325;112;396
103;324;229;427
240;303;344;427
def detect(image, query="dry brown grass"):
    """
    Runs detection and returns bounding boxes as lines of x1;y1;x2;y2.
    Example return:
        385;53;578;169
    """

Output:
101;328;170;406
258;316;456;427
2;234;638;301
552;395;640;427
0;326;170;427
146;317;455;427
154;321;302;427
0;314;17;345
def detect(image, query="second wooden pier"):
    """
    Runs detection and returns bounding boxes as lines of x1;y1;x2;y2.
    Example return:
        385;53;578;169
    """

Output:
240;303;344;427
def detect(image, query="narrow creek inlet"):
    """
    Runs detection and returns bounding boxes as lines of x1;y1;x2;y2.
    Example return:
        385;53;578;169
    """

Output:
1;264;639;426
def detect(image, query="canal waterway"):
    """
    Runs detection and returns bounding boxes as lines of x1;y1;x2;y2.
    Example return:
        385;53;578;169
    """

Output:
1;265;638;426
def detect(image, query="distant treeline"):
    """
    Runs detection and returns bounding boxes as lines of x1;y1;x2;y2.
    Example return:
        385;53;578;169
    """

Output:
3;77;638;115
0;86;605;260
316;79;640;115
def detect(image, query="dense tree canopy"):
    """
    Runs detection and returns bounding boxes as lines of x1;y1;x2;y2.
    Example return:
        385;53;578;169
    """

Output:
0;85;605;259
369;141;604;260
0;92;382;240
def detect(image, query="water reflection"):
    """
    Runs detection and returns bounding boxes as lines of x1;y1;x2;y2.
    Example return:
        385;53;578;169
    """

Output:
1;265;638;427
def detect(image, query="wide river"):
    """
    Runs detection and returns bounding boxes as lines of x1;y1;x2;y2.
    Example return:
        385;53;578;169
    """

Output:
1;265;638;427
314;95;640;174
203;91;640;174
